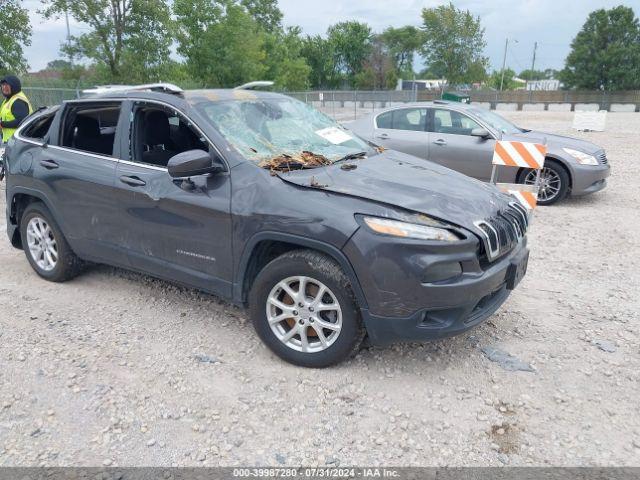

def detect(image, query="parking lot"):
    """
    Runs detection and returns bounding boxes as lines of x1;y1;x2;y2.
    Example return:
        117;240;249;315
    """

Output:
0;110;638;467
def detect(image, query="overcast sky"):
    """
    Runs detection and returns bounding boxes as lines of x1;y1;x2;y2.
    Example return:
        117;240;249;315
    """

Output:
22;0;636;74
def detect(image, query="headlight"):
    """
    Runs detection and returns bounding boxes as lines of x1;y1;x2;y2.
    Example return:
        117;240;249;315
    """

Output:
563;148;598;165
362;216;461;242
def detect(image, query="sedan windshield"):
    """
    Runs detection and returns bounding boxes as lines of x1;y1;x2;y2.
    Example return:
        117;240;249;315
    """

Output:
469;108;523;135
196;96;375;165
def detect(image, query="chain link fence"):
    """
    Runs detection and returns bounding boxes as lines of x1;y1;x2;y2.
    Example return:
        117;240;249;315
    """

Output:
23;87;79;109
18;86;640;120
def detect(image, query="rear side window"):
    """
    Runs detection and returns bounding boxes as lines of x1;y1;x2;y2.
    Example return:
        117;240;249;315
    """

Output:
21;112;56;141
59;102;122;156
376;108;427;132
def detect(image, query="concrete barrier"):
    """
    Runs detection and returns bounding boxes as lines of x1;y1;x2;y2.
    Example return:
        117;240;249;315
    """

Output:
610;103;637;112
522;103;545;111
496;103;518;111
387;102;405;107
343;101;356;108
311;101;322;109
474;102;491;110
361;101;375;109
548;103;572;112
575;103;600;112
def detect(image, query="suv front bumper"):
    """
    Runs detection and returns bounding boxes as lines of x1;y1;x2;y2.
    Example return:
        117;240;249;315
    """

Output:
343;229;529;346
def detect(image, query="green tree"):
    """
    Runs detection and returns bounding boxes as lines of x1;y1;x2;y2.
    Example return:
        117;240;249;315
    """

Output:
0;0;32;74
40;0;173;82
327;21;373;86
301;35;337;88
240;0;282;32
488;68;520;90
420;2;488;86
379;26;422;77
519;69;548;81
560;6;640;90
355;36;398;90
264;27;311;90
175;0;266;87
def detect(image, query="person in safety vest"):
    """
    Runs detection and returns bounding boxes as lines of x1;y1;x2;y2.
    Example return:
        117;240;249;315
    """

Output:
1;75;33;144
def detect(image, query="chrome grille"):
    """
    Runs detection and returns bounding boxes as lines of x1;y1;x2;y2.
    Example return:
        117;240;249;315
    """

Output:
475;203;528;262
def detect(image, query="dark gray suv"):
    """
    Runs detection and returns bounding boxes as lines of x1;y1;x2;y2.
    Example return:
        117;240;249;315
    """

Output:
3;87;530;367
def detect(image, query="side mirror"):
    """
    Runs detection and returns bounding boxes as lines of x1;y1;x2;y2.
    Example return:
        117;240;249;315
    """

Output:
471;128;491;139
167;149;224;178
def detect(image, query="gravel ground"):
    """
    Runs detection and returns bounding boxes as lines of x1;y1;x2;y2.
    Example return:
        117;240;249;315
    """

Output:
0;111;639;467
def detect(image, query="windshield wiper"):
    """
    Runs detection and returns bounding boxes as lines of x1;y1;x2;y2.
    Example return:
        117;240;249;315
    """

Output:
334;151;367;163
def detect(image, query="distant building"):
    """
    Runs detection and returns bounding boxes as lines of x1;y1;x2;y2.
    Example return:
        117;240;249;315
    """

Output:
396;79;446;91
525;79;561;91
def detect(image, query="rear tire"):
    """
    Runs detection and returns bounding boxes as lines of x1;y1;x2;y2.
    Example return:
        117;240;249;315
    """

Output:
19;203;83;282
517;159;569;206
249;249;364;368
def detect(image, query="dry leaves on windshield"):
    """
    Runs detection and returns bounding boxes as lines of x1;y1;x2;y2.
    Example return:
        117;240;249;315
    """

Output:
259;151;332;173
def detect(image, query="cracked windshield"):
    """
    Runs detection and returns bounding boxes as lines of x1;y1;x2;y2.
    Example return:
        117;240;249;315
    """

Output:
197;97;376;169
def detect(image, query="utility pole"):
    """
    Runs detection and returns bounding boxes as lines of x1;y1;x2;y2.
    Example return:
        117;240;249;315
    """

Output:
499;38;517;91
530;42;538;78
65;9;72;64
499;38;509;92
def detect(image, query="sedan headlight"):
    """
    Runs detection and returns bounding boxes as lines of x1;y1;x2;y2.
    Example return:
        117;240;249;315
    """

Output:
563;148;598;166
362;216;461;242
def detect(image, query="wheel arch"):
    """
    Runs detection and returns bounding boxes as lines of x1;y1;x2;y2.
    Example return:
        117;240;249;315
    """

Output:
8;189;65;249
235;232;368;310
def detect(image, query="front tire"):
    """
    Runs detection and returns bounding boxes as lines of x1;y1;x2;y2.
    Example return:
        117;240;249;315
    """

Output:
249;250;364;368
20;203;82;282
518;159;570;206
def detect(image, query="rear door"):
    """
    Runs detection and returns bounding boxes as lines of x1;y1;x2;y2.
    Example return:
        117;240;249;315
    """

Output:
30;100;127;263
112;100;233;297
371;107;429;159
428;108;496;180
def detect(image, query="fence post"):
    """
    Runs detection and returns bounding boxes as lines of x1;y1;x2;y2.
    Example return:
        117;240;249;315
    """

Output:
332;91;336;119
354;90;357;121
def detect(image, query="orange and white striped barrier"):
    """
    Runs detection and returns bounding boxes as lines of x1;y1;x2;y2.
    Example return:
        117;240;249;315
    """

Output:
492;141;546;169
496;183;539;210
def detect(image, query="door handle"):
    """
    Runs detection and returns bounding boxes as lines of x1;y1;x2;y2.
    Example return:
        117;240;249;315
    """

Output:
40;159;59;169
119;175;146;187
375;133;389;139
433;139;447;146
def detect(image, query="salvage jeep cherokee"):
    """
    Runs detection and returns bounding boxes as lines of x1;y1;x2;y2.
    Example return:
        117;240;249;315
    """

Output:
3;85;530;367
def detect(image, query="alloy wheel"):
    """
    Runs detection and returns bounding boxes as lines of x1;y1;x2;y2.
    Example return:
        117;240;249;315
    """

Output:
265;276;342;353
26;216;58;272
524;167;562;202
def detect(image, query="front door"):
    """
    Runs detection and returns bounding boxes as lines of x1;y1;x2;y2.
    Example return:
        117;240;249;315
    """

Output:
428;108;496;180
113;101;233;298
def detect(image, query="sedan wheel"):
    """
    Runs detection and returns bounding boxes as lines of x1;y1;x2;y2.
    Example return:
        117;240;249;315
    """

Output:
524;167;561;202
266;275;342;353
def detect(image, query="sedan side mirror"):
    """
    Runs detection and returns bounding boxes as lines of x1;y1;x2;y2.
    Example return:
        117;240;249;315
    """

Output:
167;149;224;178
471;128;491;139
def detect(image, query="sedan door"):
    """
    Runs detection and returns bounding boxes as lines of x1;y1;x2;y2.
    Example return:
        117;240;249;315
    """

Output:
428;108;496;180
113;101;233;298
371;108;429;159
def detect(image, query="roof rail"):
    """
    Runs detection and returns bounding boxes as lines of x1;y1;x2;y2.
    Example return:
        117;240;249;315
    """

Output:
234;81;274;90
433;99;452;105
81;83;184;97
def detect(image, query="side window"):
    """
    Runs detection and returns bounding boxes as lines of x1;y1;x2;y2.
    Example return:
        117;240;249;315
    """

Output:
432;109;481;136
131;104;209;168
376;111;393;129
376;108;427;132
21;112;56;141
60;102;122;156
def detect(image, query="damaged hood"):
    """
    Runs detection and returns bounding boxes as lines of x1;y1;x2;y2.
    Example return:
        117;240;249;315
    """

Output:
505;130;603;155
276;150;513;231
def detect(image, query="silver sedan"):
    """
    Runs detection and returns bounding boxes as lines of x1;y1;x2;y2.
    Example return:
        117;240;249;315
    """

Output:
347;101;610;205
